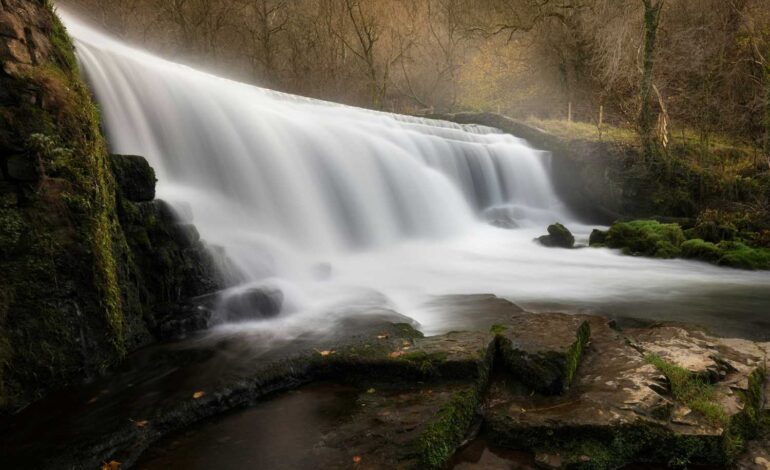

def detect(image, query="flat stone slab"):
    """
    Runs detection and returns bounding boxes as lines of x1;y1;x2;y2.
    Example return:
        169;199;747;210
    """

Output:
496;313;592;394
486;318;768;467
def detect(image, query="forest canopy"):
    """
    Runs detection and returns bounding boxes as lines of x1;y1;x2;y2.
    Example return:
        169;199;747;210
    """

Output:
60;0;770;155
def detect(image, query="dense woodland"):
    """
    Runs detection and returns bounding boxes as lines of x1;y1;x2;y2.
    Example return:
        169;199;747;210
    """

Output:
61;0;770;156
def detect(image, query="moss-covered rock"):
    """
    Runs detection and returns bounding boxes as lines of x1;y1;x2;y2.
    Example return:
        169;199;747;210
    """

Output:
0;4;229;412
536;223;576;248
716;241;770;270
496;314;592;395
680;239;723;263
604;220;685;258
0;0;134;412
589;228;608;246
110;154;156;202
680;239;770;270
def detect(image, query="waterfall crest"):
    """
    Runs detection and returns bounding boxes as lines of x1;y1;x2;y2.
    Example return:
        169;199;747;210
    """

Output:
63;13;567;262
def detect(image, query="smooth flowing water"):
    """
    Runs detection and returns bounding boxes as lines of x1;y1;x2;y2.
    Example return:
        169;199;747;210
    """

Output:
61;13;770;341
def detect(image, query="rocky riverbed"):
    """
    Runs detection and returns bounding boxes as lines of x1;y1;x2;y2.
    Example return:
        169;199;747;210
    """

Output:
0;295;767;469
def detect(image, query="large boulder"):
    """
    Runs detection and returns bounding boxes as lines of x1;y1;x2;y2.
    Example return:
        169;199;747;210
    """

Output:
110;154;157;202
536;223;575;248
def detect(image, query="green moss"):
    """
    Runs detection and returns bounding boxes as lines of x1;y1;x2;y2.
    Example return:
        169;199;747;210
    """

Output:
418;388;479;468
0;209;26;257
717;367;766;462
398;351;450;376
589;229;608;246
645;354;727;426
46;3;78;74
564;321;591;386
490;324;508;335
0;5;133;409
680;239;723;263
606;220;685;258
716;242;770;270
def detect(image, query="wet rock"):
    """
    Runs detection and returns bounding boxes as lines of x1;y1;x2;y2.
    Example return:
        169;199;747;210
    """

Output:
1;297;766;470
220;286;284;322
495;313;591;394
486;318;768;468
110;154;157;202
155;296;216;340
589;228;608;246
171;223;201;248
536;223;575;248
534;452;563;469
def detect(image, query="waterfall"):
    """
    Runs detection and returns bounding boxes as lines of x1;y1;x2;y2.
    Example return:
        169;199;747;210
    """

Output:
64;14;566;259
60;12;770;339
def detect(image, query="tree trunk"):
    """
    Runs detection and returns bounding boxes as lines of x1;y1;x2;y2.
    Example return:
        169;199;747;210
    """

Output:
639;0;663;160
764;62;770;166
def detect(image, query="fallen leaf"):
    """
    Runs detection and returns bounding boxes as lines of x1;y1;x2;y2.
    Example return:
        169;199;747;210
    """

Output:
389;351;404;358
101;461;121;470
352;455;362;464
366;388;376;394
317;350;335;357
377;333;389;340
87;396;99;404
131;419;149;428
193;391;206;399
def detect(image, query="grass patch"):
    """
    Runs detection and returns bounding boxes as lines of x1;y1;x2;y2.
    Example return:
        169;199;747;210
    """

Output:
645;354;728;426
525;118;638;145
490;324;508;335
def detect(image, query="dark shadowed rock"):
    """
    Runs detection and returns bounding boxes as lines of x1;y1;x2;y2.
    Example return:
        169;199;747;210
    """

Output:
110;154;157;202
589;228;608;246
220;286;284;322
155;298;215;341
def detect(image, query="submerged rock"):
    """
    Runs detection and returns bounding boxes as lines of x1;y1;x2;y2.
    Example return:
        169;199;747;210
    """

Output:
536;223;575;248
220;286;284;322
483;207;520;229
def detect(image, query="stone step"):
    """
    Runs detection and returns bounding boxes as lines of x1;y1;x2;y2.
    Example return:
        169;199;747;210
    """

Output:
495;313;592;395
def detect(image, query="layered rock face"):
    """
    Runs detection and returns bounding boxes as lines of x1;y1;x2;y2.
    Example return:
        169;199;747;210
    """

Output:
0;1;224;412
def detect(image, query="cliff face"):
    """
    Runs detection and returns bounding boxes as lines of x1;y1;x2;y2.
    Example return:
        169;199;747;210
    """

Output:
0;1;224;412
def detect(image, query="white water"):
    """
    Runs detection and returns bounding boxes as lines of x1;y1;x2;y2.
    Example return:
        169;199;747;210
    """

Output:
62;13;770;340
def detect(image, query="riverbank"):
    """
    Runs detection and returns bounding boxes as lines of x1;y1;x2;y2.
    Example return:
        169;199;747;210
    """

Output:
1;295;766;469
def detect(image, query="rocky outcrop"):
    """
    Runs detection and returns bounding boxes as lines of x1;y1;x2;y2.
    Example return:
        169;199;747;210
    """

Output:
111;154;232;341
0;0;134;413
0;2;228;413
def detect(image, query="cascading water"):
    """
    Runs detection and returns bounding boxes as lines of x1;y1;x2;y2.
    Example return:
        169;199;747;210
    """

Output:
61;13;770;340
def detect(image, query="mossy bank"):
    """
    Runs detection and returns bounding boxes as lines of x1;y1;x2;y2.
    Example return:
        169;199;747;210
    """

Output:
0;1;224;413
